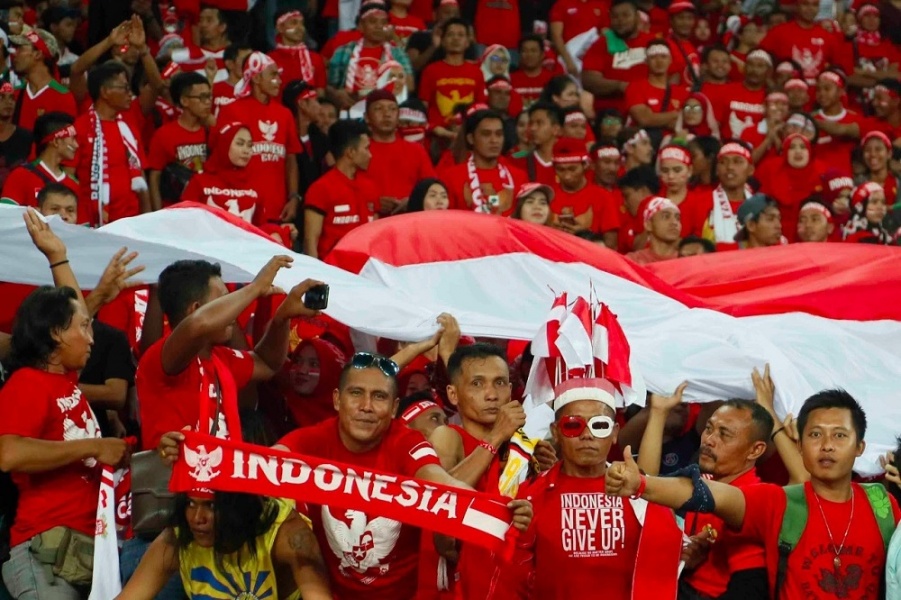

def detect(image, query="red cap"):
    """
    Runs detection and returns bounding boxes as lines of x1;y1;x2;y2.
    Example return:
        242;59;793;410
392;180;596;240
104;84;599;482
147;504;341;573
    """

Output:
668;1;697;14
817;169;855;203
553;137;588;164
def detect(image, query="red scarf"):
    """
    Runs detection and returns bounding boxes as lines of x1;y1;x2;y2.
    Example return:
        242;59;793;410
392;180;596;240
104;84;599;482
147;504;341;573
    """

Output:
170;431;519;553
275;41;315;83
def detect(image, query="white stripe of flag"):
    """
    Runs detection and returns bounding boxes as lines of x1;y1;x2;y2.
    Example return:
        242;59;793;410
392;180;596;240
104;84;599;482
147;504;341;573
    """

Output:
410;442;438;461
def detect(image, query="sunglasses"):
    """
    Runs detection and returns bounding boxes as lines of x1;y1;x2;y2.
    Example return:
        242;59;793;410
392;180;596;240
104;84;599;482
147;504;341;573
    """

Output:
558;415;615;439
350;352;400;378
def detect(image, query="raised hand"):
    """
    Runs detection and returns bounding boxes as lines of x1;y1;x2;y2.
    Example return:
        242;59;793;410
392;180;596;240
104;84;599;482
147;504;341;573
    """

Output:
490;401;526;444
92;248;145;306
436;313;461;362
751;364;776;416
251;255;293;296
649;381;688;413
109;20;131;47
605;444;641;497
127;14;147;50
275;278;328;319
23;209;66;263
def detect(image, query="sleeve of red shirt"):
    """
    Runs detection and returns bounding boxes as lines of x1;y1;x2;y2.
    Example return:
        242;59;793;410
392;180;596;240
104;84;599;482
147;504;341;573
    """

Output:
623;81;645;112
0;168;32;206
283;111;303;154
549;1;565;23
221;348;255;389
146;127;173;171
304;178;330;214
397;427;441;476
581;38;610;73
418;63;436;105
739;483;786;541
0;372;50;437
595;190;621;233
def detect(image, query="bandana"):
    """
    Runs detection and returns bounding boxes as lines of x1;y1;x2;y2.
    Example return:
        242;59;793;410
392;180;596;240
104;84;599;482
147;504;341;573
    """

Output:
746;49;772;66
818;70;845;88
170;431;519;555
358;2;389;19
400;125;427;142
785;78;809;91
625;129;650;149
161;61;180;79
344;41;393;93
852;181;884;209
564;111;587;124
800;201;834;222
235;51;278;98
858;3;880;16
399;107;427;124
717;142;751;162
276;10;303;27
875;84;900;99
467;155;514;213
400;400;439;423
594;145;621;160
862;130;892;150
659;145;692;165
553;137;588;163
766;92;788;104
88;107;146;226
668;0;696;14
643;196;680;221
41;124;76;145
646;44;672;58
15;30;52;60
298;87;318;101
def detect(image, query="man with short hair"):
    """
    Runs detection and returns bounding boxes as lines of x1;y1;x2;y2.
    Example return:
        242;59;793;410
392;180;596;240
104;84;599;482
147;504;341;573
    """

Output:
439;109;527;215
1;111;78;207
171;6;231;83
759;0;836;83
10;28;77;131
734;194;783;249
617;165;660;253
276;351;533;600
581;0;655;113
678;235;716;256
717;50;770;139
328;2;414;111
0;82;33;189
625;40;687;132
218;52;302;225
797;197;835;242
666;1;700;87
304;120;377;259
551;137;620;248
692;142;754;245
813;69;862;174
365;89;436;212
607;389;901;600
511;35;556;108
699;44;733;118
212;41;252;114
43;6;81;72
268;9;326;96
147;71;211;210
511;102;563;186
71;60;149;225
626;197;681;264
35;182;78;224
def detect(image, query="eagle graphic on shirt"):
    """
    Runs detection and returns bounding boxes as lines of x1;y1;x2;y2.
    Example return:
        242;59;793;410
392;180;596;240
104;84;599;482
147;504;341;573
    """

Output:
436;89;475;120
321;507;402;582
792;46;823;81
259;120;278;142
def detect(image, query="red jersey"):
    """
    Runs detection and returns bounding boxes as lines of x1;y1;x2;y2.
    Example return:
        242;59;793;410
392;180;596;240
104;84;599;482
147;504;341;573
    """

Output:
146;120;208;173
813;109;862;175
181;172;263;225
0;161;79;207
510;69;554;108
217;97;302;222
135;338;255;451
439;160;528;216
683;469;765;597
549;0;610;42
510;151;557;186
668;36;701;86
389;13;426;41
14;80;77;132
759;21;836;83
624;80;689;128
553;181;621;233
474;0;520;49
740;481;900;599
717;82;766;140
0;368;101;546
366;136;436;199
212;79;237;115
277;418;441;600
71;112;147;226
582;32;655;112
267;45;327;94
418;61;486;127
304;167;377;258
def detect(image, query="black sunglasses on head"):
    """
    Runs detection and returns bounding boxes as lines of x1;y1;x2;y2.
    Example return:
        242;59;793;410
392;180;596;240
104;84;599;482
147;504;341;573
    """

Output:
350;352;400;378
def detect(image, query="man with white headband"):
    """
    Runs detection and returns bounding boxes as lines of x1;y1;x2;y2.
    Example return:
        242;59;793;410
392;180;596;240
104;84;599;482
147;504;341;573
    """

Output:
690;141;754;246
625;40;687;133
719;49;769;139
626;196;681;264
812;69;860;174
218;51;302;225
759;0;836;82
502;377;684;599
268;9;326;96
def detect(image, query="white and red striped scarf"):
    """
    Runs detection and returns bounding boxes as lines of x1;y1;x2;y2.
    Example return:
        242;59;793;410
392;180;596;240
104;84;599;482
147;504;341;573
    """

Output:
344;41;392;93
88;107;146;226
276;42;315;83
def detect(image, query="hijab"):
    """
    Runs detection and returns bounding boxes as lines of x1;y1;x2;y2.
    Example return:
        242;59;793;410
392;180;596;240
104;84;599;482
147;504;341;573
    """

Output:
205;121;252;189
842;182;892;244
672;92;720;139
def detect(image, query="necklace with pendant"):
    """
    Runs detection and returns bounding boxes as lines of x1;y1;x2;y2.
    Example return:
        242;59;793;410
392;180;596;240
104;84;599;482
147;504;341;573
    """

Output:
812;488;855;569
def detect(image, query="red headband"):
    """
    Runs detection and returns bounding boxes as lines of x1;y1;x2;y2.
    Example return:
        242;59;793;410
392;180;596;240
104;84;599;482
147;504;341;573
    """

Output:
818;71;845;88
800;202;833;222
862;130;892;150
875;84;900;99
784;78;809;91
718;142;751;161
659;145;692;165
487;79;513;91
643;196;680;221
0;82;13;95
299;88;318;101
401;400;439;423
857;4;880;17
41;124;76;145
746;49;772;66
625;129;649;148
277;10;303;26
162;61;180;79
18;31;52;60
766;92;788;104
564;111;587;124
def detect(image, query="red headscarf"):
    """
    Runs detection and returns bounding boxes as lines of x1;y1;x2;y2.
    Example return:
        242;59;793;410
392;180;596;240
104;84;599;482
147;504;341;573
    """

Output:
758;133;823;241
279;337;347;430
674;92;720;139
204;121;252;189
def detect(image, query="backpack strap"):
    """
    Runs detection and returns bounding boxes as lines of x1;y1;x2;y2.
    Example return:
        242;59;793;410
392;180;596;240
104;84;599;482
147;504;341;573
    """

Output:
23;161;55;186
776;484;808;600
526;153;537;182
860;483;896;549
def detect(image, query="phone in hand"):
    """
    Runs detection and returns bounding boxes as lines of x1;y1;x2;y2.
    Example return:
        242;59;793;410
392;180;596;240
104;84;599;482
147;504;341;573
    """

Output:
303;284;329;310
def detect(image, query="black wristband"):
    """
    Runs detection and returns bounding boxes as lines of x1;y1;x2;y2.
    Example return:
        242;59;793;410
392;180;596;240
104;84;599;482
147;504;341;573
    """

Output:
770;427;785;441
49;259;69;269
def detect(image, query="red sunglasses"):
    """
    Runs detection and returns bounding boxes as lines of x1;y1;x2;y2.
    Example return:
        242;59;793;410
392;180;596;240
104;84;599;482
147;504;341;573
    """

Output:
558;415;615;439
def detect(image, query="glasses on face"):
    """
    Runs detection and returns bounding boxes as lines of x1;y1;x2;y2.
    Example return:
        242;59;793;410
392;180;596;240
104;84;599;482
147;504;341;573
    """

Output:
185;93;213;102
601;117;622;126
683;105;703;112
489;55;509;63
350;352;400;378
558;415;615;439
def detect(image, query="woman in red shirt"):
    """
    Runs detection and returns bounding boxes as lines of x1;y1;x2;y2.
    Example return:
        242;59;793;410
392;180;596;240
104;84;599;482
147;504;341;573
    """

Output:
860;131;899;207
758;133;826;240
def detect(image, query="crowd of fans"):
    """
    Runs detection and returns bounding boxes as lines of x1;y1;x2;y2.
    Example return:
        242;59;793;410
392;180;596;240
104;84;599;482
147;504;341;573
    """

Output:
0;0;900;598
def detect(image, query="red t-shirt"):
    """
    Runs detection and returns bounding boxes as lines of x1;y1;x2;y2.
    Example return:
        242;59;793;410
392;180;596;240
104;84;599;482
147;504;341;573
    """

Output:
582;32;655;112
217;97;302;222
474;0;520;49
135;338;255;451
181;172;263;225
268;46;327;94
717;82;766;140
668;36;701;87
389;13;427;41
517;472;641;599
71;112;147;226
683;469;765;597
0;368;101;546
700;81;732;124
759;21;836;82
553;181;621;233
509;151;557;186
813;109;862;175
624;79;689;127
418;61;486;127
740;481;900;599
14;80;78;132
304;167;377;258
146;121;208;173
366;136;436;199
212;80;237;115
510;69;554;108
439;160;528;216
277;418;440;600
0;161;79;207
549;0;610;42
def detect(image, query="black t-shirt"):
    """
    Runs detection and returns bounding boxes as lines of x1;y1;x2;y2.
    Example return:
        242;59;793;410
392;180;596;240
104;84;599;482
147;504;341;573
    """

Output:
0;128;34;192
80;320;135;437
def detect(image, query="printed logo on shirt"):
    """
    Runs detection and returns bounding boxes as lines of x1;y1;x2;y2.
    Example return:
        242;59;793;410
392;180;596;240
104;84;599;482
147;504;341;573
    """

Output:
321;507;403;582
185;443;224;483
559;493;627;557
252;142;287;163
175;143;208;166
259;120;278;142
611;48;646;71
792;46;824;80
335;204;351;213
796;543;881;598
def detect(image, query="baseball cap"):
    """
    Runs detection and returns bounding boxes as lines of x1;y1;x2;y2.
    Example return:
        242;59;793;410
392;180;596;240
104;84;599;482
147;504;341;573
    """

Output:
9;28;59;61
817;169;854;204
365;88;397;110
668;1;697;15
516;182;555;203
734;193;771;241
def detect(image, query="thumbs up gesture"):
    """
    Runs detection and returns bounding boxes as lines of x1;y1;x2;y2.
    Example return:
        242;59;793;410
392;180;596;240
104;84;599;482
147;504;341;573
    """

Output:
605;444;642;497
